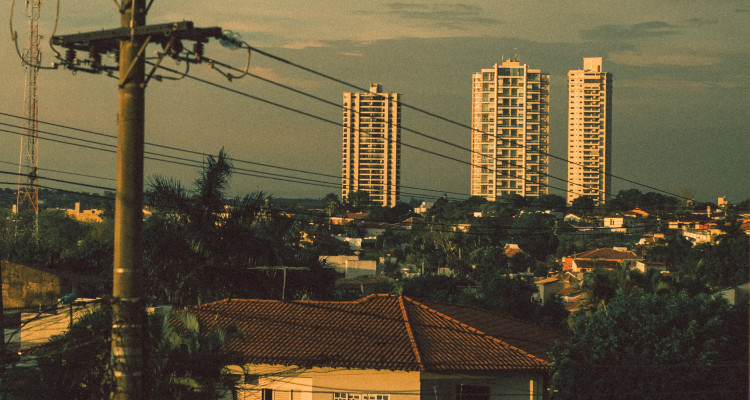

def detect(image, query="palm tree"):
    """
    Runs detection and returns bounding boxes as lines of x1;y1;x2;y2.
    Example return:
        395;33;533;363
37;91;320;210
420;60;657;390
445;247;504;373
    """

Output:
144;149;270;305
148;312;238;399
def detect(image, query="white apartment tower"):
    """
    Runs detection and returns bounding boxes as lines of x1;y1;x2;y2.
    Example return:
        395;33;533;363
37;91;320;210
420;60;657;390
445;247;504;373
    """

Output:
470;58;550;201
566;57;612;205
342;84;401;207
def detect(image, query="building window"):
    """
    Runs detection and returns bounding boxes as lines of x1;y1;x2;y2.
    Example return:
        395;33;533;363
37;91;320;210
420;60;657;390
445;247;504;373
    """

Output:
334;394;389;400
457;385;490;400
262;389;273;400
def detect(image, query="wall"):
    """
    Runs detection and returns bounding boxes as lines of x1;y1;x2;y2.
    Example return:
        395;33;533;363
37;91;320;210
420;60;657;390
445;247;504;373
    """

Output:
1;260;64;309
234;365;421;400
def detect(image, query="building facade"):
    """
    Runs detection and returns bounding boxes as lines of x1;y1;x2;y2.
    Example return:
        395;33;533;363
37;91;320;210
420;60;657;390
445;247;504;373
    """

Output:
342;84;401;207
566;57;612;205
470;58;550;201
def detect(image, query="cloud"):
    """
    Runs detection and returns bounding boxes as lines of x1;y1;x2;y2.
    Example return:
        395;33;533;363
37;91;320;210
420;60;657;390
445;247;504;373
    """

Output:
580;21;677;41
248;66;323;90
380;3;501;29
617;76;745;90
685;17;718;25
609;51;720;67
282;42;329;50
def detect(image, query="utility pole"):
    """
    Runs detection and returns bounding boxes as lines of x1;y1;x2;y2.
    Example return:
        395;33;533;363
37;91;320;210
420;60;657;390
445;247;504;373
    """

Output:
111;1;147;398
51;4;223;398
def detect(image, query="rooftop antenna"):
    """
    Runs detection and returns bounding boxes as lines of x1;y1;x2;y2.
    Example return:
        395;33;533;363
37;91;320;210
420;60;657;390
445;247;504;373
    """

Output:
513;48;520;62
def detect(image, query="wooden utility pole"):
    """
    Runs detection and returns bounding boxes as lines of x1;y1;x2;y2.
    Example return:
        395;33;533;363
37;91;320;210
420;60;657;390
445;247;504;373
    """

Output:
111;1;147;398
50;8;222;399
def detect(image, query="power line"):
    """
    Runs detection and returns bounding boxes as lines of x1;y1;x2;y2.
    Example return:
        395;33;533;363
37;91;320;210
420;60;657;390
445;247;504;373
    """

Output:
150;62;591;201
241;44;690;201
0;112;469;199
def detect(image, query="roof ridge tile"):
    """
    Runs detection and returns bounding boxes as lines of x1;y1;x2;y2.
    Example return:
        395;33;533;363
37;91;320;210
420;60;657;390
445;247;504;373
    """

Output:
402;297;549;366
398;296;423;370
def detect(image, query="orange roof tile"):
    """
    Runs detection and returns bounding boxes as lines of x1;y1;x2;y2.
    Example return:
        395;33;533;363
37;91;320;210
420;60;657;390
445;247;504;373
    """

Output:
570;247;641;260
181;294;550;373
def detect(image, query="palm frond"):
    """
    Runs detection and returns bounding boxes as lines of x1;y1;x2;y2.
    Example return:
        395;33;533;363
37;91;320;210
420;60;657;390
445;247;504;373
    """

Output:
146;175;190;214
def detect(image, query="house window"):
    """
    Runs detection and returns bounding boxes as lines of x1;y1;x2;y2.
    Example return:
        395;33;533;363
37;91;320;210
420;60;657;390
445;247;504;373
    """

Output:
334;394;389;400
456;385;490;400
262;389;273;400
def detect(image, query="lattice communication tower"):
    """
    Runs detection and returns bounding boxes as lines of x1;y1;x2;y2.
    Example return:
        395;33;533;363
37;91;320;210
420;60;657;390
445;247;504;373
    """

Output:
16;0;41;214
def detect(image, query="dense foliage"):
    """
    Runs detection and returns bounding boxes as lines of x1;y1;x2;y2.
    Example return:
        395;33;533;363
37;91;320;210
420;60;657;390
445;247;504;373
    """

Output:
550;291;748;400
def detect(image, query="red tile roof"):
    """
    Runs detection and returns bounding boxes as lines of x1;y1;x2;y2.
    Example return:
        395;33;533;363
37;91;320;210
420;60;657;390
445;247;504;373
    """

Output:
181;294;549;373
570;247;641;260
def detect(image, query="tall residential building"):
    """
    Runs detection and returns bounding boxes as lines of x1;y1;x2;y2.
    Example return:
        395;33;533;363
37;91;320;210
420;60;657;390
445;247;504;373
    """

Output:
342;84;401;207
566;57;612;205
470;58;550;201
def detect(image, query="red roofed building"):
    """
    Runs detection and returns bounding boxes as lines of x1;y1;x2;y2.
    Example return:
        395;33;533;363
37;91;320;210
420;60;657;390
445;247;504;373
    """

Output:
562;247;642;272
182;294;557;399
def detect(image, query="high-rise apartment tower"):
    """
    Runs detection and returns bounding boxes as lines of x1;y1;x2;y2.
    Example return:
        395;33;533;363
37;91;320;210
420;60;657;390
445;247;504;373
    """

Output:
470;58;550;200
342;84;401;207
566;57;612;205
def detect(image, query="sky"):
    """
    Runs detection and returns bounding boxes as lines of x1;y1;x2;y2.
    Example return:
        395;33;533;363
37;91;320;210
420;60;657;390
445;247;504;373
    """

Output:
0;0;748;205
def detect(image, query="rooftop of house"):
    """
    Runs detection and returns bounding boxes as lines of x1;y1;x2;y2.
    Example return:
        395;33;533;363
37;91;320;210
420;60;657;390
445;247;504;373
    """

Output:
569;247;641;260
181;294;556;374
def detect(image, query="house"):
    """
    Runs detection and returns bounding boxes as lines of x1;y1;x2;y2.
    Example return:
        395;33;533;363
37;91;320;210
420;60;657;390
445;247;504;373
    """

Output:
632;261;668;274
602;216;645;233
320;255;377;278
681;228;723;245
562;248;642;273
65;202;104;223
413;201;434;214
182;294;561;400
533;277;564;305
718;282;749;306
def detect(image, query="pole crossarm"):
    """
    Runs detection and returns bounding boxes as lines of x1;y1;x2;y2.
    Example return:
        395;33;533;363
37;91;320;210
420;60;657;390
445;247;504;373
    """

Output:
50;21;222;52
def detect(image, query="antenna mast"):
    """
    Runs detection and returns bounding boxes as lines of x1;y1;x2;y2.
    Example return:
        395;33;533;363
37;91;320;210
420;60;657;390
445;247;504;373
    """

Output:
16;0;41;218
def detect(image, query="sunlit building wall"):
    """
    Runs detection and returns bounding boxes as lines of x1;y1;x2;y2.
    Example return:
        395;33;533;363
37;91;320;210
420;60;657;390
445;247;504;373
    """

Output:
342;84;401;207
470;58;550;200
567;57;612;205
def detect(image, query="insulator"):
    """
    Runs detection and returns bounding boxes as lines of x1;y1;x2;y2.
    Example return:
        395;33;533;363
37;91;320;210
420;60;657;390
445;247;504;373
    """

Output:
65;48;76;66
193;41;204;59
89;47;102;70
163;37;183;58
219;30;241;50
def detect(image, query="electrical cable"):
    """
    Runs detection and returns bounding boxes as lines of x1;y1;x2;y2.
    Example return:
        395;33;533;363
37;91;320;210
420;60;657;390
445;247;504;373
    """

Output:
150;62;589;201
241;44;691;201
181;52;626;203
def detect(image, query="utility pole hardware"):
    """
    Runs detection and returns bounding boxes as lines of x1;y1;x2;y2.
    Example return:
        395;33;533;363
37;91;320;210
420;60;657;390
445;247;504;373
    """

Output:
50;2;223;398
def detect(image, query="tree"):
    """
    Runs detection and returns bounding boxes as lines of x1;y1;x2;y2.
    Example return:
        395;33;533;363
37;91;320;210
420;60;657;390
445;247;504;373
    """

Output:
615;188;643;210
148;312;239;399
344;190;371;212
468;245;508;274
144;149;325;306
570;196;595;215
322;193;343;218
550;291;748;400
528;194;566;211
510;213;558;260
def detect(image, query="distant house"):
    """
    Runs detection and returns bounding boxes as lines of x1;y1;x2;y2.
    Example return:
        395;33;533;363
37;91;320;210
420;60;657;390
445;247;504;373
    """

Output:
632;261;668;274
718;282;749;306
320;255;377;278
681;228;723;245
562;248;642;273
183;294;562;399
413;201;434;214
534;277;564;305
65;202;103;223
603;216;645;233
